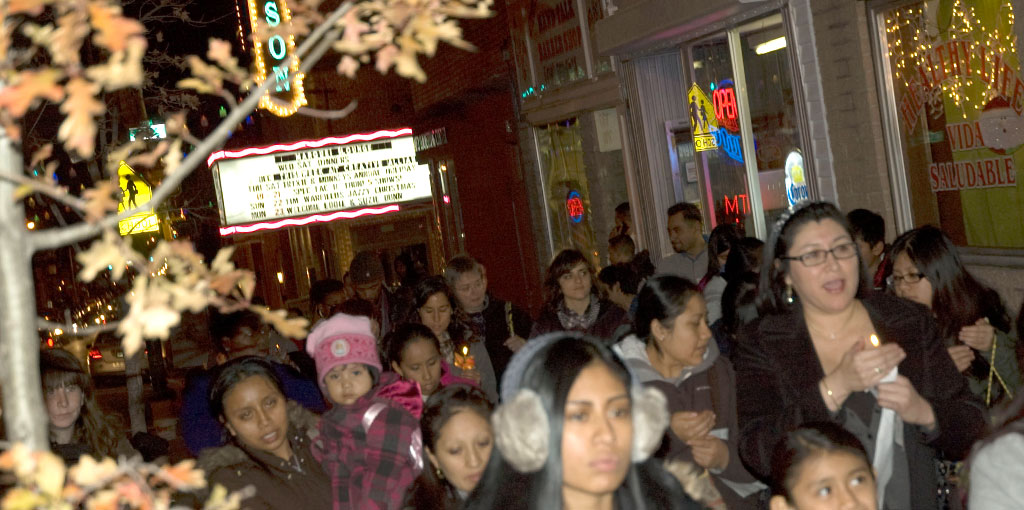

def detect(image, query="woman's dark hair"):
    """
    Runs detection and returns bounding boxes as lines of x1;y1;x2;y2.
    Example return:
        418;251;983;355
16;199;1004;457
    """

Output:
208;356;285;420
463;334;691;510
723;237;764;283
770;422;872;501
630;250;656;281
407;275;475;345
40;348;124;457
333;298;379;322
387;322;441;367
404;384;494;510
889;225;1011;338
599;264;641;295
720;272;761;347
757;202;870;315
703;224;744;282
634;275;702;349
542;249;602;312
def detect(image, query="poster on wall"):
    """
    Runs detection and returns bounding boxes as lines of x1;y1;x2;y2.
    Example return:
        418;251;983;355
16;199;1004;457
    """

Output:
208;129;432;234
887;0;1023;247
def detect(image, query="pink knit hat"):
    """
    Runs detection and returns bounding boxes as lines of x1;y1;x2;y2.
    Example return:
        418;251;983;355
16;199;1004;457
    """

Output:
306;313;381;388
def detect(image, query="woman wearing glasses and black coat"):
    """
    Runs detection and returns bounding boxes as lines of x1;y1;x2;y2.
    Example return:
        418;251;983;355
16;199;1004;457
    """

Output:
733;202;986;510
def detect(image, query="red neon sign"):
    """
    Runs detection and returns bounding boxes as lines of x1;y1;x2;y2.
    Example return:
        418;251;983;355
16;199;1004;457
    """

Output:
206;128;413;167
723;193;750;217
566;191;584;223
713;87;739;132
219;205;401;236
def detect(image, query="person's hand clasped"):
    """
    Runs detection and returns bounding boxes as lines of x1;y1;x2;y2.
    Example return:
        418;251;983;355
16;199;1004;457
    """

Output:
688;435;729;471
877;374;936;429
958;318;995;351
504;334;527;353
947;344;975;373
671;410;715;443
830;337;906;394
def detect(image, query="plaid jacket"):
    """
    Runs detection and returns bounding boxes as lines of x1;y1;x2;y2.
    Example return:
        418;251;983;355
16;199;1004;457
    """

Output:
313;373;423;510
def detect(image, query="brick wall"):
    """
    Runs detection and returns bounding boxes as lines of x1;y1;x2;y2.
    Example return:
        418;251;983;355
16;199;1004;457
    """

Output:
809;0;898;236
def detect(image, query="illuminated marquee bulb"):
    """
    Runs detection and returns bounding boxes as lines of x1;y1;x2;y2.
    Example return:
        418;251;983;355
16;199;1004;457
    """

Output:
247;0;307;116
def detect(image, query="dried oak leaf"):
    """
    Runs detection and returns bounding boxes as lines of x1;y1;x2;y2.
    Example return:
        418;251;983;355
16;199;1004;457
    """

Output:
34;451;66;498
51;9;90;67
1;488;48;510
0;68;66;118
337;55;360;79
76;230;130;282
88;2;145;52
82;181;121;222
126;141;169;169
203;485;244;510
68;455;118;489
86;37;146;92
59;78;105;159
29;143;54;170
251;306;309;340
156;459;206;491
84;489;118;510
8;0;53;15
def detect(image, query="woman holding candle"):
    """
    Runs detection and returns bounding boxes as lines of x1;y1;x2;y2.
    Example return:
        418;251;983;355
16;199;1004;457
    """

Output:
734;201;986;509
408;276;498;403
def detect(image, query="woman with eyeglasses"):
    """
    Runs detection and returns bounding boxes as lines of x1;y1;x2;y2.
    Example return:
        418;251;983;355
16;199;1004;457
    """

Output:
889;226;1021;406
734;202;986;510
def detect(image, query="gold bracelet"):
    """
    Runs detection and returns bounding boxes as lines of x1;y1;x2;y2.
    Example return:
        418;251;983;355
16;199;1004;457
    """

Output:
821;377;840;409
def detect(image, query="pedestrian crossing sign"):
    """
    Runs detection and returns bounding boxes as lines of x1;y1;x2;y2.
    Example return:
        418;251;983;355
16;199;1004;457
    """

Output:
688;83;718;152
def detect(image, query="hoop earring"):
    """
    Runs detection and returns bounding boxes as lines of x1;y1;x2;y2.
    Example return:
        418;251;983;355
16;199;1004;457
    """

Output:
785;284;794;304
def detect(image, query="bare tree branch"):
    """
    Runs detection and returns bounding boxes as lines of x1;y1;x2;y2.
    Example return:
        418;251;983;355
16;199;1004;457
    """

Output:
296;100;358;119
30;0;356;253
0;173;89;212
37;318;120;336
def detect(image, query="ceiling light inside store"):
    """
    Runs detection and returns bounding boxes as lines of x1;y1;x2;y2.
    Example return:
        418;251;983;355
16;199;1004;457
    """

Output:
755;37;786;55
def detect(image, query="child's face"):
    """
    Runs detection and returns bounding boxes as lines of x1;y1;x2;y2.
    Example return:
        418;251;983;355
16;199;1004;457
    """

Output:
771;451;877;510
324;363;374;406
391;337;442;397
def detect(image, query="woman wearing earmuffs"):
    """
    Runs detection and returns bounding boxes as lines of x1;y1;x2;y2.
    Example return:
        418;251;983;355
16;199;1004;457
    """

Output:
462;333;701;510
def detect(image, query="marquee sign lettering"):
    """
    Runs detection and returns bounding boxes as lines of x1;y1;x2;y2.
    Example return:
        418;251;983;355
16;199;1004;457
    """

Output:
248;0;307;116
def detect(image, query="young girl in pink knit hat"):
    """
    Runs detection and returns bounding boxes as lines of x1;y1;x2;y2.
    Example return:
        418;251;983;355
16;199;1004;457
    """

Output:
306;313;424;510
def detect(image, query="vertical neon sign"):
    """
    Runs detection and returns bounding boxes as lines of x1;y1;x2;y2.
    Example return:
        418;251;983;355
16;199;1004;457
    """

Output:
247;0;307;116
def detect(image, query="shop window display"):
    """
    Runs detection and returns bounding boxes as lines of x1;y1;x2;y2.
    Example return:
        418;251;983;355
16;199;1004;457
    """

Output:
879;0;1023;248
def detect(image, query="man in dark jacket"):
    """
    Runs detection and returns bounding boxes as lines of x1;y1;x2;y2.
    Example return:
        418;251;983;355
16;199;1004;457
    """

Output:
444;255;533;382
349;250;407;335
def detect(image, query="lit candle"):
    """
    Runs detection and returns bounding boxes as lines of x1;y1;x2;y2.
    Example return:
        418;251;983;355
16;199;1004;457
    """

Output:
870;334;881;348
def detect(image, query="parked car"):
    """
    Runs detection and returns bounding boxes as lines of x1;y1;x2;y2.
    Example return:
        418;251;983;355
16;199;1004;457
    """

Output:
87;333;171;381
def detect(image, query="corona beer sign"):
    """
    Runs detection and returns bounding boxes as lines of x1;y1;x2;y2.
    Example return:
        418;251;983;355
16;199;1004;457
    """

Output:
248;0;307;116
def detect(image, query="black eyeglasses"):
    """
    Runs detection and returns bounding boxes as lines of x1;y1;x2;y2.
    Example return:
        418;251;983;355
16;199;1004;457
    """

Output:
887;272;924;286
782;242;858;267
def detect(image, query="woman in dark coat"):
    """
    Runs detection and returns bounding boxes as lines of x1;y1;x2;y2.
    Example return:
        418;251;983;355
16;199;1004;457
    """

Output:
529;249;630;343
733;202;986;510
198;356;331;510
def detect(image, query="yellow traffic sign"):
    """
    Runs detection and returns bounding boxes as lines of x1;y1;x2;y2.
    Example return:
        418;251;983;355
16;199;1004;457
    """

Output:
688;83;718;152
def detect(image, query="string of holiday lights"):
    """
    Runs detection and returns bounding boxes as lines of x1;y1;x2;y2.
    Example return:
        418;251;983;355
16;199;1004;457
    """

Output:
885;0;1018;121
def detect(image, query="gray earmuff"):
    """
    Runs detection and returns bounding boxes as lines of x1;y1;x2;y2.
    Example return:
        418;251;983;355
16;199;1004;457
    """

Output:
491;384;669;473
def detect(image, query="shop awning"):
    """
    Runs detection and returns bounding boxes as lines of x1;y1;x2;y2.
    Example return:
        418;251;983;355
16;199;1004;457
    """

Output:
594;0;757;58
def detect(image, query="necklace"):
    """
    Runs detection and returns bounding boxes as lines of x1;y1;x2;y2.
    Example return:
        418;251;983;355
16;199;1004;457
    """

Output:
806;303;862;341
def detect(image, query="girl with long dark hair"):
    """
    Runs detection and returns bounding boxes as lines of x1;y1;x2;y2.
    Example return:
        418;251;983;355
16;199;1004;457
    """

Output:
463;333;700;510
530;249;630;342
407;276;498;402
617;275;762;509
888;225;1021;407
403;385;494;510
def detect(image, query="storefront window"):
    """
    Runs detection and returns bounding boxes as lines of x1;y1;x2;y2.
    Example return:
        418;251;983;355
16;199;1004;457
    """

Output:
878;0;1023;248
536;112;628;265
685;13;806;235
530;0;587;89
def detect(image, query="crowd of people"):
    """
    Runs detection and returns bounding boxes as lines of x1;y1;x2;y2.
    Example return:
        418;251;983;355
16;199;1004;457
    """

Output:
31;199;1024;510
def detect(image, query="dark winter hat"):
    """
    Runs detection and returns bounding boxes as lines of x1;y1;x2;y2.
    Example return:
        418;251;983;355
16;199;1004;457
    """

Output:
350;251;385;284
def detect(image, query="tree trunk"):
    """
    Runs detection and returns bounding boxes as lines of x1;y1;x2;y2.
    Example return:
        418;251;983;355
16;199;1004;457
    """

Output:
125;349;146;435
0;132;49;451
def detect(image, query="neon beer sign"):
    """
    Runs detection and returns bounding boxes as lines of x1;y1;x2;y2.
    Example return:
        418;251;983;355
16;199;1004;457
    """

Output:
248;0;306;116
566;190;585;223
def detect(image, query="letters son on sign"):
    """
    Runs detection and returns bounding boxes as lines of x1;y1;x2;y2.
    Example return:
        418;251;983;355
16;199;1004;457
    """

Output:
248;0;307;116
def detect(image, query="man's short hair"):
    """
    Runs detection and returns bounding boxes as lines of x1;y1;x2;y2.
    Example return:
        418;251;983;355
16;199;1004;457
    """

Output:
309;278;344;307
847;209;885;246
444;254;485;289
667;202;702;224
598;264;641;295
614;202;630;215
209;308;263;353
609;235;635;256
